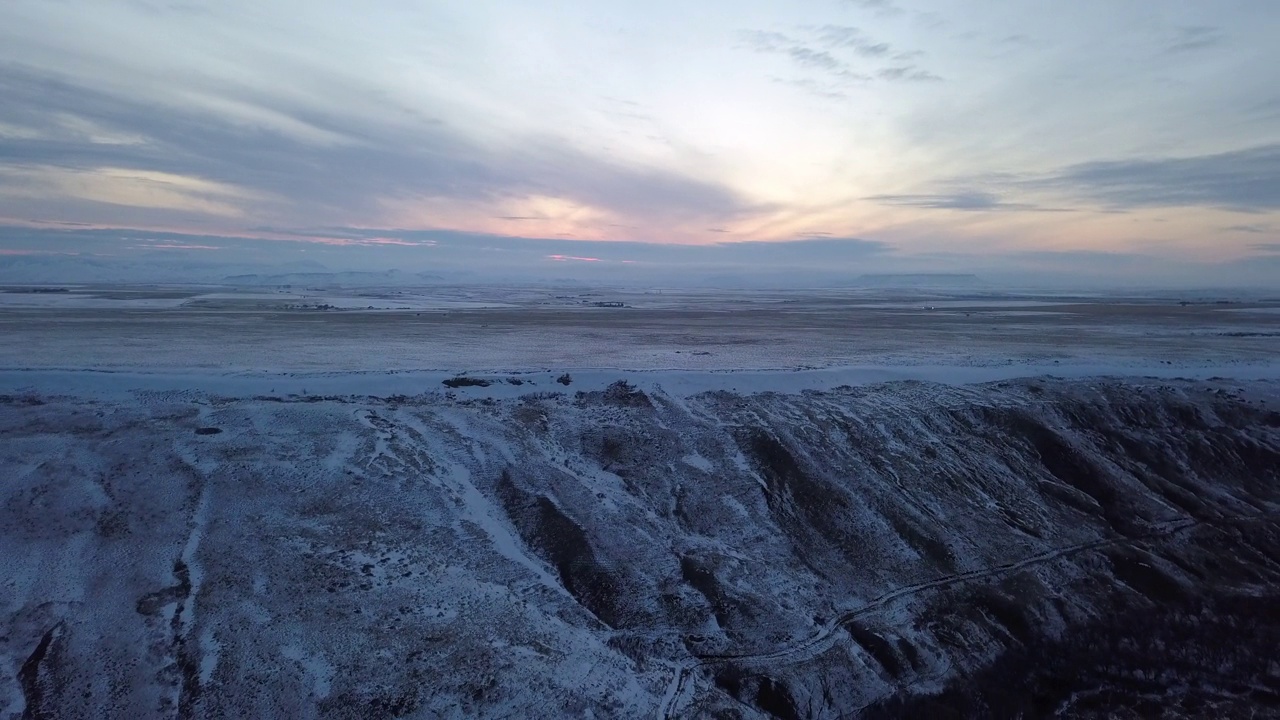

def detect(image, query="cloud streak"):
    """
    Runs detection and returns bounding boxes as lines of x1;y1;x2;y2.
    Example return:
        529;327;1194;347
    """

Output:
1031;144;1280;212
1225;224;1271;234
1166;25;1223;54
0;63;762;233
877;66;943;82
815;25;892;57
873;145;1280;215
842;0;904;18
5;223;1279;289
866;191;1065;212
739;25;937;88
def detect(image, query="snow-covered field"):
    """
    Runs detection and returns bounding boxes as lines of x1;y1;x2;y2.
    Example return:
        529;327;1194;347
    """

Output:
2;284;1277;375
2;285;1279;718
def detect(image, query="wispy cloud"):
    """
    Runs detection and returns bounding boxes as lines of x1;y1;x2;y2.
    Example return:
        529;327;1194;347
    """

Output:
547;254;603;262
127;1;215;19
739;25;937;88
877;66;943;82
1224;224;1271;234
815;25;891;57
0;223;891;265
1166;26;1224;54
842;0;904;18
1029;144;1280;212
740;30;867;90
997;34;1032;47
132;242;222;250
0;248;71;256
0;63;761;232
866;191;1061;212
770;76;854;100
885;145;1280;214
786;47;846;72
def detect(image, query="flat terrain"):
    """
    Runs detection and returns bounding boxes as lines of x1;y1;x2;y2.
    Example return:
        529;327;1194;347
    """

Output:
1;285;1278;373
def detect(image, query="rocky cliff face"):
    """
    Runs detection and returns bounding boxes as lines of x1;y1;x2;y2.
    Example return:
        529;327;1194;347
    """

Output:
2;378;1278;718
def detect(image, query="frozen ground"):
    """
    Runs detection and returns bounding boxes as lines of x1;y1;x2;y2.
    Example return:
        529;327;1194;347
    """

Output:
2;285;1279;719
1;284;1277;374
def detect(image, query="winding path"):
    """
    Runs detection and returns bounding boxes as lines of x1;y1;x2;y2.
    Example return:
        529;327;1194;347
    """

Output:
657;512;1271;719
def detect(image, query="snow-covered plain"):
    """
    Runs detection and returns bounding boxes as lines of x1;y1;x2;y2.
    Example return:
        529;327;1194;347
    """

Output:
2;285;1279;718
2;284;1277;375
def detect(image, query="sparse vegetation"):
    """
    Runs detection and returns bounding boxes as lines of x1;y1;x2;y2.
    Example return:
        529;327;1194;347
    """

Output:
602;380;651;408
864;591;1280;720
0;394;45;406
443;376;491;388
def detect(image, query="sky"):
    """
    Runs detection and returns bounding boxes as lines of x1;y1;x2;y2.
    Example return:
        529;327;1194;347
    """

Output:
1;0;1279;286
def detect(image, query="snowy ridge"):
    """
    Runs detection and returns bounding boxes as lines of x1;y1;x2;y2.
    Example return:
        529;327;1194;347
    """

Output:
1;375;1279;717
2;358;1278;400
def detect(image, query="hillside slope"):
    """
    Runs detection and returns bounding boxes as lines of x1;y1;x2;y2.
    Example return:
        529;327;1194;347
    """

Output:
2;377;1278;718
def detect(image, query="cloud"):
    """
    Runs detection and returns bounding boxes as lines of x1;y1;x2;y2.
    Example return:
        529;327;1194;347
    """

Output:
771;76;855;100
9;223;1280;289
127;1;214;18
0;248;66;256
1002;249;1163;269
842;0;904;18
1249;97;1280;120
547;254;602;262
1029;144;1280;212
877;66;943;82
996;34;1032;47
865;191;1057;212
786;47;845;72
713;236;889;261
0;63;761;230
890;145;1280;214
740;26;934;87
815;26;891;57
136;242;222;250
739;30;792;52
1166;26;1223;54
0;223;890;267
1224;224;1271;234
740;31;866;85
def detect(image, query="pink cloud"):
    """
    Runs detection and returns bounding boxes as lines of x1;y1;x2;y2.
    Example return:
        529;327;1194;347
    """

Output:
280;235;437;247
547;254;603;262
0;218;439;249
142;243;222;250
0;248;81;256
359;236;434;246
